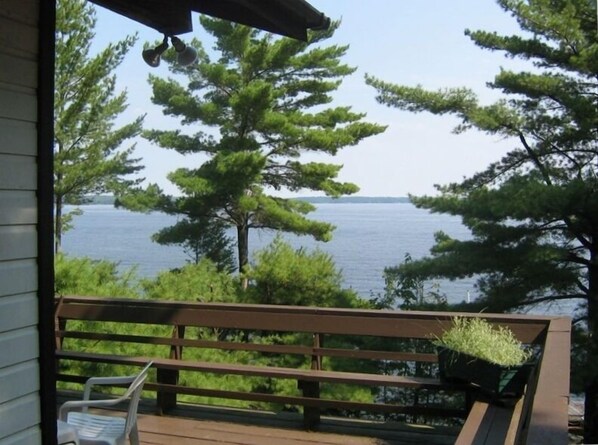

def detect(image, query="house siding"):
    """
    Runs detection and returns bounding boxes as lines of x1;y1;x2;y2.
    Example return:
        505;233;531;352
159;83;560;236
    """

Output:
0;0;43;443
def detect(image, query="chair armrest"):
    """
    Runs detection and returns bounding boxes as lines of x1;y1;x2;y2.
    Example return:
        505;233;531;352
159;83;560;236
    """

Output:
85;375;137;386
83;375;136;401
58;393;130;421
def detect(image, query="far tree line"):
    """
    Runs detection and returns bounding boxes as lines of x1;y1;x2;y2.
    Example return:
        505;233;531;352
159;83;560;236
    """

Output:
54;0;598;441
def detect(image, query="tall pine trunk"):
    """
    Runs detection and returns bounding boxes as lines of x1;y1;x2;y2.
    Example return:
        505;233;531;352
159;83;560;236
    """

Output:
237;223;249;289
54;197;62;254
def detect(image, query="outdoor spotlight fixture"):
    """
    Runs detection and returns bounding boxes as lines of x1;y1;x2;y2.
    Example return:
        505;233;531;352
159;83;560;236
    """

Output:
170;36;198;66
142;35;169;67
142;35;198;68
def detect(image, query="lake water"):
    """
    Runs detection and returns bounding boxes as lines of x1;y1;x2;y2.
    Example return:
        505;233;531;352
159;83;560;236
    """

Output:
62;202;477;302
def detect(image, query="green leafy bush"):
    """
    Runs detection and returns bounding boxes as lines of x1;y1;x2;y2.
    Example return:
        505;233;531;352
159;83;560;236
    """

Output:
55;253;140;297
243;236;365;308
435;317;531;366
142;259;239;302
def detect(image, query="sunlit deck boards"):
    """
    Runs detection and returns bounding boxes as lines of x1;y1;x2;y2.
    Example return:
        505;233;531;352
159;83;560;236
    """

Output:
135;404;459;445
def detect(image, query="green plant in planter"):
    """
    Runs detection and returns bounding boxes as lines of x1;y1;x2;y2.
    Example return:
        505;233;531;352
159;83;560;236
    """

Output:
435;317;531;366
435;317;534;400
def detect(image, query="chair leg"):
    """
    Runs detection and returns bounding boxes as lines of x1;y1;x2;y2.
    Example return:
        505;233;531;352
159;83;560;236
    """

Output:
129;424;139;445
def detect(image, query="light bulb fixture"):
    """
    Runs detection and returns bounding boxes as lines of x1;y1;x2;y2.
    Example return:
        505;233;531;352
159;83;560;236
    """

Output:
142;35;169;67
170;36;198;66
142;35;198;68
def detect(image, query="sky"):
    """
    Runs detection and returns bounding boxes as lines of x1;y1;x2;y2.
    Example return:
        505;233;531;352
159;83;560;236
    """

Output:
92;0;529;198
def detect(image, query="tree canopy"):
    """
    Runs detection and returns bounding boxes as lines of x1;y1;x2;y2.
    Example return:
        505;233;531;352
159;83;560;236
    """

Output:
119;18;386;272
242;236;365;308
366;0;597;440
54;0;144;252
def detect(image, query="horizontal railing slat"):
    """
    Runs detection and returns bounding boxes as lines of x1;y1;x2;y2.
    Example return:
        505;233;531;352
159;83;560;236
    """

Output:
56;350;455;389
57;330;439;362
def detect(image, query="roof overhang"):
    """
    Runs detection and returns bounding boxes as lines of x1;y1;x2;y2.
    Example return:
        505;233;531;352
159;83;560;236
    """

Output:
88;0;330;40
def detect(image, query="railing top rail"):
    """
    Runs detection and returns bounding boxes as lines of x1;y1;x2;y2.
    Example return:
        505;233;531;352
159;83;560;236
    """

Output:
56;295;556;343
58;295;561;321
524;317;571;444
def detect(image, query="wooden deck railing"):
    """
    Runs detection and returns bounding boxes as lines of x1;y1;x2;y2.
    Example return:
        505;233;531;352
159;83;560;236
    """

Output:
54;296;570;444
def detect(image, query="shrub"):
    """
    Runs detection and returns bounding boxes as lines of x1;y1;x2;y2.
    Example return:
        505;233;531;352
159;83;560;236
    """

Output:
243;236;365;308
142;259;239;302
55;253;140;297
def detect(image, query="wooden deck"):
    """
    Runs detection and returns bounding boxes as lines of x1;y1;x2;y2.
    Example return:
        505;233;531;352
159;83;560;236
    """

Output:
134;404;459;445
55;297;572;443
57;394;459;445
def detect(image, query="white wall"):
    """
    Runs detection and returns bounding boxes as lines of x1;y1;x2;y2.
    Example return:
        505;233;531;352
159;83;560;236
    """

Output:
0;0;43;443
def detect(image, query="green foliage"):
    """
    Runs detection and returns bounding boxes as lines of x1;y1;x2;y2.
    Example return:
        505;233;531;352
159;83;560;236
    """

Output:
375;254;449;310
120;18;386;271
151;217;236;272
142;260;239;302
243;236;365;308
59;207;83;234
55;253;140;297
366;0;598;437
435;317;532;367
54;0;144;252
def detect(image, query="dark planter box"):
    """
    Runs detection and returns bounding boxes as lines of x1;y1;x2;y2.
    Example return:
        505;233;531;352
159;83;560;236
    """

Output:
437;347;535;400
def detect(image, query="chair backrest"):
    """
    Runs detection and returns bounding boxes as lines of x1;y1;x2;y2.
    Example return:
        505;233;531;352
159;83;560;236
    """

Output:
123;362;153;435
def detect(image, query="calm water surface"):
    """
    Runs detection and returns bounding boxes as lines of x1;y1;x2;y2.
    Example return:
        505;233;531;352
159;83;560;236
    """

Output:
62;203;476;302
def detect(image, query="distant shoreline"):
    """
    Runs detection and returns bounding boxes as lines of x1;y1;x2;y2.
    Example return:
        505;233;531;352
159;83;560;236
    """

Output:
81;195;412;205
295;196;411;204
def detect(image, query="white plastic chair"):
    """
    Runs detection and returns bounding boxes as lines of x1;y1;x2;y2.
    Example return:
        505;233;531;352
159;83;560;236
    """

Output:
58;362;153;445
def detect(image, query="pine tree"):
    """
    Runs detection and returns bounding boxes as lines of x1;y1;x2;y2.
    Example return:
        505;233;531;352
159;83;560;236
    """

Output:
119;18;386;273
366;0;597;439
54;0;144;252
151;217;236;272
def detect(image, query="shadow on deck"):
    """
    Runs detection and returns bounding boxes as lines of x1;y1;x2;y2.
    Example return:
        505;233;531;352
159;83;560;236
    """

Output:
115;399;459;445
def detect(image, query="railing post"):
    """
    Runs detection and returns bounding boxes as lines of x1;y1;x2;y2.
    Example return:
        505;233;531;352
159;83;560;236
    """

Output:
300;333;322;429
170;325;186;360
156;368;178;414
157;325;186;414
